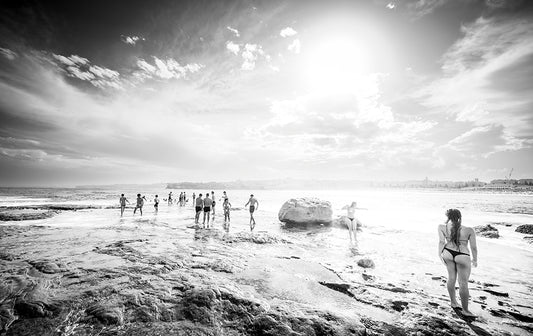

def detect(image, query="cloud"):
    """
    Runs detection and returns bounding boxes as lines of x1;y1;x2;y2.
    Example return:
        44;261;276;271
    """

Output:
121;35;145;45
288;39;301;54
241;43;264;70
0;47;18;60
386;2;396;9
226;41;240;55
280;27;297;37
53;54;121;89
485;0;524;8
407;0;448;18
415;16;533;146
226;26;240;37
135;57;204;80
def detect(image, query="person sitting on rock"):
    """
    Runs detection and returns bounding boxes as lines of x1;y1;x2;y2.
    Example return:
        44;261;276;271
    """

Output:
438;208;478;317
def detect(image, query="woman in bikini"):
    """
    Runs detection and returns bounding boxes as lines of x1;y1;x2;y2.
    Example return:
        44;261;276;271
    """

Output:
438;209;478;317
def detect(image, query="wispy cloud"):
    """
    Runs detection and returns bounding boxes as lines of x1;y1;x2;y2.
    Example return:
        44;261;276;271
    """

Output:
287;39;301;54
53;54;122;89
226;26;240;37
407;0;448;18
413;15;533;171
121;35;145;45
0;47;18;60
135;57;203;81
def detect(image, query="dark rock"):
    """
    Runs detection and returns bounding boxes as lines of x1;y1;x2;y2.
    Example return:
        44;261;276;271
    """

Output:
475;224;499;238
319;282;355;298
391;300;409;312
483;289;509;297
252;314;296;336
362;273;375;281
29;260;65;274
357;258;375;269
86;303;124;325
516;224;533;234
0;210;56;221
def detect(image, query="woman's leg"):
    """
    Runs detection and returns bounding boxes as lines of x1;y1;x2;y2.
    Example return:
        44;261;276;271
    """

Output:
441;250;459;308
455;255;474;316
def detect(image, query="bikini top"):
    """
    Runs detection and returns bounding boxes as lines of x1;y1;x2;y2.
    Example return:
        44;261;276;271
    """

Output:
442;226;470;246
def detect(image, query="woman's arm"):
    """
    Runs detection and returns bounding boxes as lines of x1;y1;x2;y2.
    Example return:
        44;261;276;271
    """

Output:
438;226;446;264
469;228;478;267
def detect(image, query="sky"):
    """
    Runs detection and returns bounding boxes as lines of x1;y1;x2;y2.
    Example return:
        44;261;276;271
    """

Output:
0;0;532;187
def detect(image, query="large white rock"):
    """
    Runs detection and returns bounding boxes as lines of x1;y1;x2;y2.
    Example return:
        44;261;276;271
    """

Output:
278;198;333;225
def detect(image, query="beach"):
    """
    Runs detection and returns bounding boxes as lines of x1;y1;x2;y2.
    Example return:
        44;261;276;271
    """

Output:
0;187;532;335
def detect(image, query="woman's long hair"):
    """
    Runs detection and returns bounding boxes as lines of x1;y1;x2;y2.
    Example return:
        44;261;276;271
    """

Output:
446;209;462;246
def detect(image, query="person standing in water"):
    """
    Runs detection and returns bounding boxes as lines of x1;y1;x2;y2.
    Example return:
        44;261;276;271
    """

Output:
223;198;232;229
244;194;259;231
438;209;478;317
195;194;203;224
342;202;364;245
133;194;145;216
211;191;216;216
154;195;160;214
192;193;196;207
168;192;173;205
203;192;213;228
119;194;129;217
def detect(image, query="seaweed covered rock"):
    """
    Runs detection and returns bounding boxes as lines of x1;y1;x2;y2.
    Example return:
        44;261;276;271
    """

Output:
516;224;533;234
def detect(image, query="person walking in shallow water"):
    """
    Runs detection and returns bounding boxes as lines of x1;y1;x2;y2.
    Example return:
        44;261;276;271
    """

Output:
119;194;129;217
154;195;160;214
203;192;213;228
133;194;145;216
342;202;364;245
438;209;478;317
195;194;203;224
223;198;232;229
244;194;259;231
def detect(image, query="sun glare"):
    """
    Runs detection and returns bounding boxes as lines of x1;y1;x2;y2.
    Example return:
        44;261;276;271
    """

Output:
305;36;370;94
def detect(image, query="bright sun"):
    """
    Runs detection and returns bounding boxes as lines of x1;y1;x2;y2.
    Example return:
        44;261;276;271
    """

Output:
305;36;370;94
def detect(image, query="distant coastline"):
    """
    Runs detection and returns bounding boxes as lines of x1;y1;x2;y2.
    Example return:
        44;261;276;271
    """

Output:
165;178;533;192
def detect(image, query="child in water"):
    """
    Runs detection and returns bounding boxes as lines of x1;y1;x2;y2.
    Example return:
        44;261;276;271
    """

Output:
223;198;232;223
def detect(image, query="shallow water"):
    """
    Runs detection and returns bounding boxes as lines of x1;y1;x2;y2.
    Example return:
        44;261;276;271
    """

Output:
1;187;532;334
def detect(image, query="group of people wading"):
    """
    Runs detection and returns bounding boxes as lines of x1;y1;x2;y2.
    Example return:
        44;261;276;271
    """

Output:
119;192;479;317
119;191;260;231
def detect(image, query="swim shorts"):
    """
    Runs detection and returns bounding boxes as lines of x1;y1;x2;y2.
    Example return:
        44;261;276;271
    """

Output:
249;205;255;213
204;206;211;212
195;206;202;212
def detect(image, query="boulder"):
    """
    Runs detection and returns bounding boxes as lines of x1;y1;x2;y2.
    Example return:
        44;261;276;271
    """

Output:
475;224;499;238
516;224;533;234
357;258;375;269
332;216;363;231
278;198;333;226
